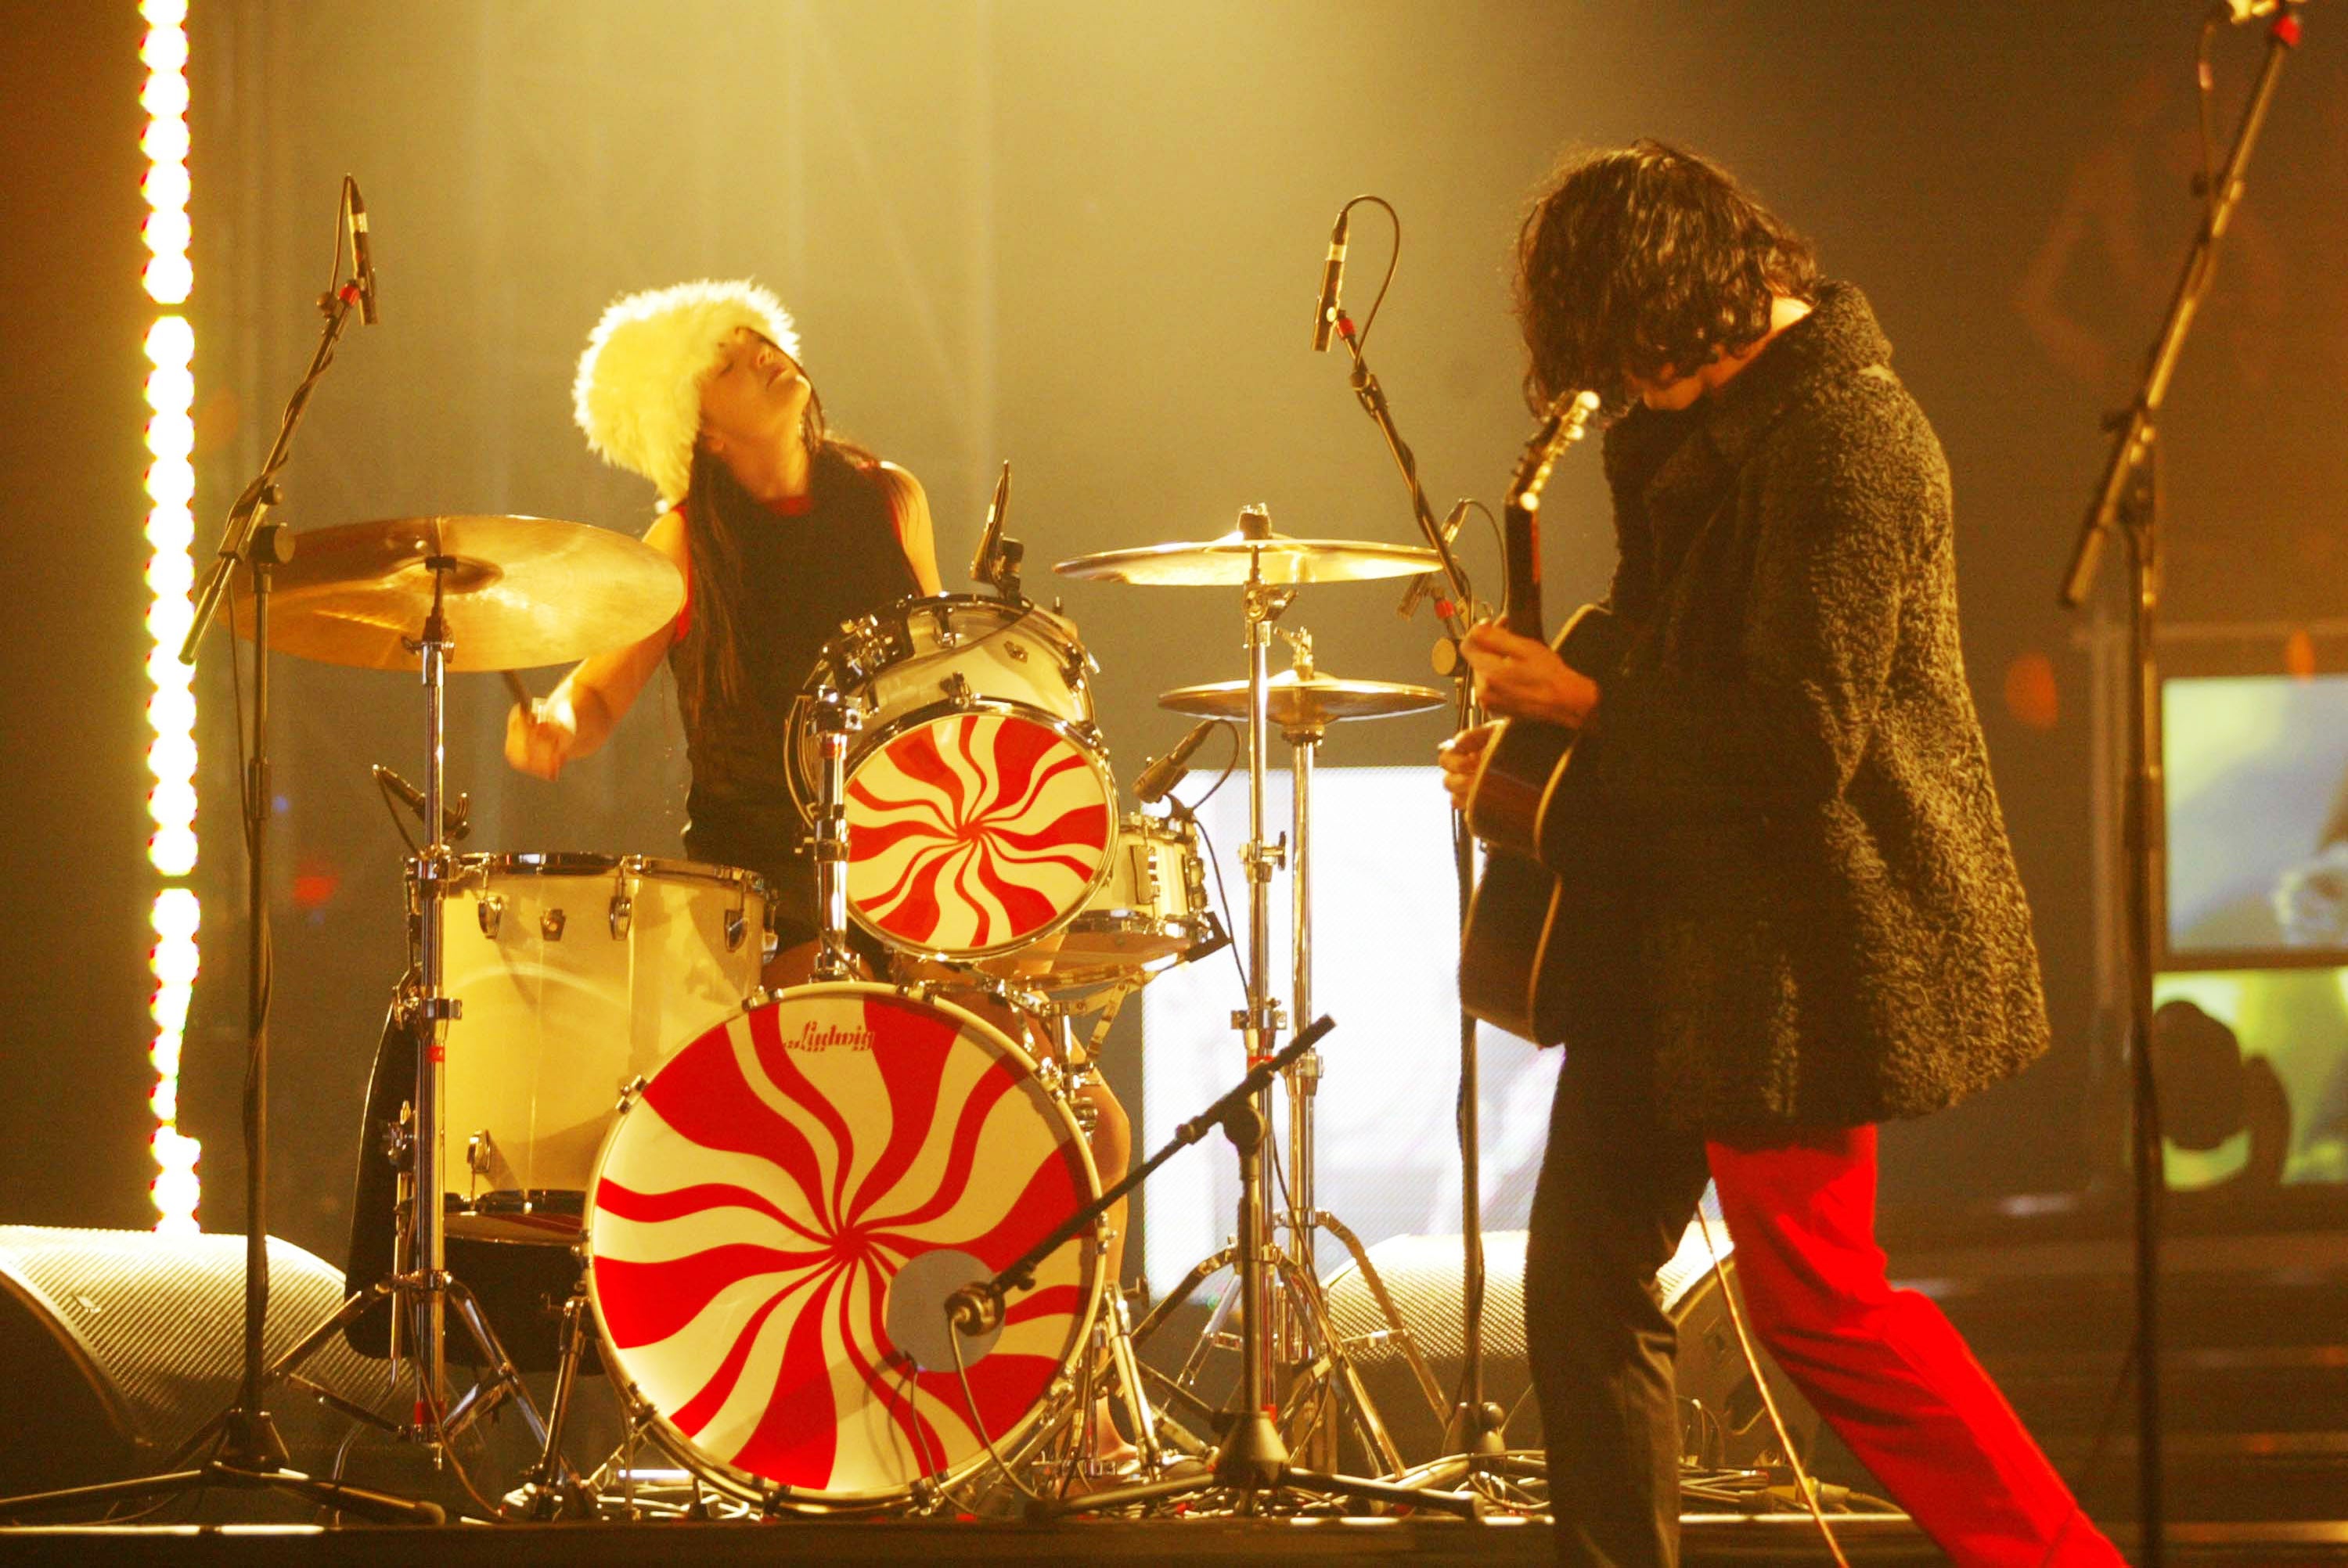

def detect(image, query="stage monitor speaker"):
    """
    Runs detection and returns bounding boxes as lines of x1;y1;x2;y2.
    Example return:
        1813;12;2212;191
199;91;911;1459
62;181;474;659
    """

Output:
1321;1221;1820;1475
0;1225;381;1497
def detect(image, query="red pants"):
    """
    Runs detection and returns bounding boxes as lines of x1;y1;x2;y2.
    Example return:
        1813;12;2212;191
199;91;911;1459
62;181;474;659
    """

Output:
1524;1047;2122;1567
1707;1126;2123;1567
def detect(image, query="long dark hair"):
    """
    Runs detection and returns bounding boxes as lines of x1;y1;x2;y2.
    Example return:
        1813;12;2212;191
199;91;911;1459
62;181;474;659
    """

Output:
1514;140;1819;412
671;383;878;739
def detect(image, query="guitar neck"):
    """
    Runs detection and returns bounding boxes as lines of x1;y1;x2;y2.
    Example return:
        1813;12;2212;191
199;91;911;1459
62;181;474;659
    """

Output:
1501;495;1543;642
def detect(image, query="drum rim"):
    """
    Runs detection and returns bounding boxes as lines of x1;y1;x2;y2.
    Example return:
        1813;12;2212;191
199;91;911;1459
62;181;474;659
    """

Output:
578;980;1104;1508
452;851;770;897
837;703;1119;962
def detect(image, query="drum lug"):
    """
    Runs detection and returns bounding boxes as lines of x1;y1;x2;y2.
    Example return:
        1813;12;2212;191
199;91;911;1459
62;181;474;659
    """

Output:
614;1074;647;1113
541;907;567;942
476;894;503;938
726;908;747;952
466;1130;495;1185
608;890;633;940
942;671;974;710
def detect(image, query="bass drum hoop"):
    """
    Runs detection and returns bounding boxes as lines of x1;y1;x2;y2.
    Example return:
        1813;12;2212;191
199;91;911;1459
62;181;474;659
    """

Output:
840;699;1118;963
579;980;1104;1510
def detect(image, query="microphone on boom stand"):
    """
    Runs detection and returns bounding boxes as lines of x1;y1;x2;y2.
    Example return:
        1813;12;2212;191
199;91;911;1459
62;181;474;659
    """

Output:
1310;205;1350;353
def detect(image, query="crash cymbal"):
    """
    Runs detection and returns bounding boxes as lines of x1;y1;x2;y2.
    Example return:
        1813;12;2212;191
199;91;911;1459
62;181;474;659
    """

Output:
229;513;683;671
1159;669;1447;729
1054;528;1439;587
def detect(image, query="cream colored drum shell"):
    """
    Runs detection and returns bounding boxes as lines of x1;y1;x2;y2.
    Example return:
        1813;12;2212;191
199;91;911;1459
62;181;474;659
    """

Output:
439;854;769;1242
790;595;1100;821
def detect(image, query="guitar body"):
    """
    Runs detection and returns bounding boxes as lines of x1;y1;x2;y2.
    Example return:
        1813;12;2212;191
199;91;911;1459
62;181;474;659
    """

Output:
1458;716;1575;1041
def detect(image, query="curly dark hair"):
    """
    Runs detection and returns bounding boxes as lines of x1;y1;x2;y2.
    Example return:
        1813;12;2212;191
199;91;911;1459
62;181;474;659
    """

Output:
1514;140;1819;411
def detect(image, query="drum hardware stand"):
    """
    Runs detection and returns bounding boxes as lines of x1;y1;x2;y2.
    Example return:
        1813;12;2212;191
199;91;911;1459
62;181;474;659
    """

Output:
810;684;862;980
2054;16;2302;1564
1334;300;1540;1503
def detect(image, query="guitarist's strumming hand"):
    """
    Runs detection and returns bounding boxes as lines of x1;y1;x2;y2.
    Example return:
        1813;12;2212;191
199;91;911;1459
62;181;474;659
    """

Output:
1460;620;1598;728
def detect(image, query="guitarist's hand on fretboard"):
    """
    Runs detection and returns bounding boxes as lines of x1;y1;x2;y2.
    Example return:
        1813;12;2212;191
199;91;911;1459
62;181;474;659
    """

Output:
1459;620;1601;728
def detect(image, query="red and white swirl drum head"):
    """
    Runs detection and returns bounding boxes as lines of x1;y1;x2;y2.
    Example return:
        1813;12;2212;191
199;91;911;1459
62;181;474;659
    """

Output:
583;983;1101;1505
845;707;1115;958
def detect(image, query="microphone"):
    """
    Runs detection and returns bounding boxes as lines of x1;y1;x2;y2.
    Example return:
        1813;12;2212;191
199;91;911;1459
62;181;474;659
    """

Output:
1133;720;1218;805
945;1281;1003;1339
373;764;468;841
969;459;1011;586
1309;205;1350;352
346;176;379;325
1397;498;1474;620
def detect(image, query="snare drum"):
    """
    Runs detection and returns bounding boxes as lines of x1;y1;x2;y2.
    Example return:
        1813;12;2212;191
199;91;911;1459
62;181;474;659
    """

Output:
438;854;768;1243
791;595;1117;963
978;811;1221;992
583;982;1102;1507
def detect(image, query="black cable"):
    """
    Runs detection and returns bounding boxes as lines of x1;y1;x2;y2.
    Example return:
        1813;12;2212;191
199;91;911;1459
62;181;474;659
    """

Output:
1341;196;1403;351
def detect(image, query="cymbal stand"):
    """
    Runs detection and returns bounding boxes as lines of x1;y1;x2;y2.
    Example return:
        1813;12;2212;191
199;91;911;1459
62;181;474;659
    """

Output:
1058;510;1468;1516
1267;626;1449;1470
170;564;556;1506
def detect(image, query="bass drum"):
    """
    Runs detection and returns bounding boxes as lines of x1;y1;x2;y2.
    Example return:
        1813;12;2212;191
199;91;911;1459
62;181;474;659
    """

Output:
438;854;769;1243
582;983;1103;1509
790;595;1117;964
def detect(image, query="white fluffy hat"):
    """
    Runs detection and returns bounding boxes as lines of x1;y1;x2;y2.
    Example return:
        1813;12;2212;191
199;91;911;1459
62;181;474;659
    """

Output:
573;279;801;509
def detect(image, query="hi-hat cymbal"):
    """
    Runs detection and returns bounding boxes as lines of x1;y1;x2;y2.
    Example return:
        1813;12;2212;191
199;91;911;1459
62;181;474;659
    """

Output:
1159;670;1448;729
228;513;683;671
1055;527;1439;587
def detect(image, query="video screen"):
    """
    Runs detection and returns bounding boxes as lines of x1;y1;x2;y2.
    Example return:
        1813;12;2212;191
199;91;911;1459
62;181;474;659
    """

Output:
2164;674;2348;961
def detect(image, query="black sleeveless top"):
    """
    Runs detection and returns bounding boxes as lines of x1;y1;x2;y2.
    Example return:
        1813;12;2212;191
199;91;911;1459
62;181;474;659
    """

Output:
670;448;917;924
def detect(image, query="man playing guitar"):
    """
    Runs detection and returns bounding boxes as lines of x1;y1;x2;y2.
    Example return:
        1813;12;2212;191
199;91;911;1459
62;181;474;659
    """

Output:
1440;142;2121;1568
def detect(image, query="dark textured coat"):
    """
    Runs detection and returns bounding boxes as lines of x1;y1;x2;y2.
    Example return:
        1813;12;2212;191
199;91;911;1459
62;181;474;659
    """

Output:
1543;282;2051;1132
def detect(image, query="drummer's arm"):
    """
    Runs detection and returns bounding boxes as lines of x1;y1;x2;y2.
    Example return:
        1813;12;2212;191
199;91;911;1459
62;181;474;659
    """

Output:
505;512;686;778
878;462;944;595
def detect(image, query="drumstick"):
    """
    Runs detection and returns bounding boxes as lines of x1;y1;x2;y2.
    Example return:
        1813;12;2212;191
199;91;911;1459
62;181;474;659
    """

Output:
502;669;538;714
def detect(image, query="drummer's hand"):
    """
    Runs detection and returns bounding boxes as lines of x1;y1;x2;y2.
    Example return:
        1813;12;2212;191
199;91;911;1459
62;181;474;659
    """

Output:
504;696;577;781
1460;621;1598;728
1438;724;1496;812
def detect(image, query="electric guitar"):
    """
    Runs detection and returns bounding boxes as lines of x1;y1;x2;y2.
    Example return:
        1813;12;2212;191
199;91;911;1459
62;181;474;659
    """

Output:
1457;389;1599;1041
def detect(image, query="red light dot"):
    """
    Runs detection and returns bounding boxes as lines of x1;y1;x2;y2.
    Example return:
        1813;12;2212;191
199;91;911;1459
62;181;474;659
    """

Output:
2004;652;2059;732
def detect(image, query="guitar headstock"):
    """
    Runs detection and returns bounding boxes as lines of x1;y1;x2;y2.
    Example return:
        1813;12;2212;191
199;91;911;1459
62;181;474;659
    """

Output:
1508;389;1601;512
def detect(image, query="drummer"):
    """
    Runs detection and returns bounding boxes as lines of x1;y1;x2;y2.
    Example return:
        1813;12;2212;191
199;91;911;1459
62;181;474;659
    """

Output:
508;278;939;970
506;280;1137;1461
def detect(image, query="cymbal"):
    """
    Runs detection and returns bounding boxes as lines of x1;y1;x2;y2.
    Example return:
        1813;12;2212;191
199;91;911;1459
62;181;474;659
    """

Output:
228;514;683;671
1055;527;1439;587
1159;670;1448;729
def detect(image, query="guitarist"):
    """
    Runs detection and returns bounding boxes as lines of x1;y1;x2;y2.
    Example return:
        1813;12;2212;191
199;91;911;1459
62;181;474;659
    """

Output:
1438;142;2120;1568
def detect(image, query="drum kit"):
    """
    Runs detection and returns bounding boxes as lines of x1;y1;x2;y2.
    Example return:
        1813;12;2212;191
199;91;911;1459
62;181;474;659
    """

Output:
117;476;1502;1522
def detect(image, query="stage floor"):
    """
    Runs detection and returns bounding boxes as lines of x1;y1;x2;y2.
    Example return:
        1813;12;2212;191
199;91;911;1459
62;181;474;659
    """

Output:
5;1516;2346;1566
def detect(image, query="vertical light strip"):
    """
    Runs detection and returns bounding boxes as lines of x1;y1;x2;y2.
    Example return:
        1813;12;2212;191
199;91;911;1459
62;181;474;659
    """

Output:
142;0;201;1235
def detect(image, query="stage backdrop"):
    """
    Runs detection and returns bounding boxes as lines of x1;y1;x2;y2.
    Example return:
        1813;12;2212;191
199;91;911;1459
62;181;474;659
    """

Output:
14;0;2331;1274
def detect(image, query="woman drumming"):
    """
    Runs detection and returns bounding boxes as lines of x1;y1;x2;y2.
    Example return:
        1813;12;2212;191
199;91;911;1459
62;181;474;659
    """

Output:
506;280;1137;1464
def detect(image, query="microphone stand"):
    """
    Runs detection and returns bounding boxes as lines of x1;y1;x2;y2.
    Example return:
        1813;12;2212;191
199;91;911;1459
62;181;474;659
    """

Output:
953;1019;1476;1520
2054;13;2302;1566
0;277;435;1524
1333;311;1525;1490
